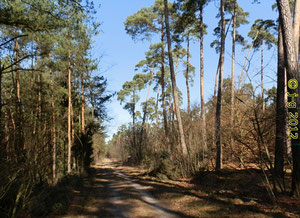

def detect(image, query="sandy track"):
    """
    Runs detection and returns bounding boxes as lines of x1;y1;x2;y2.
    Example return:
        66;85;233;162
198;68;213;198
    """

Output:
102;159;179;218
61;159;182;218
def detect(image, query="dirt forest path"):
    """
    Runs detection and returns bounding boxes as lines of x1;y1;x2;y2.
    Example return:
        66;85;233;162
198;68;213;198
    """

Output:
59;159;185;218
58;159;297;218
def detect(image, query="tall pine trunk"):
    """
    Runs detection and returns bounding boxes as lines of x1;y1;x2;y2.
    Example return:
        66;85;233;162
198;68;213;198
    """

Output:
261;41;265;113
163;0;188;157
161;15;169;143
215;0;226;170
294;0;300;62
200;4;207;158
49;56;57;183
81;71;85;135
214;18;233;98
230;1;236;156
14;39;24;154
67;50;72;174
185;33;191;115
277;0;300;197
275;22;287;191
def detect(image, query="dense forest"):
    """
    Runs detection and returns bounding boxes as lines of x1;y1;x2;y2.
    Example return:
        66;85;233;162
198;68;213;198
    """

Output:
0;0;299;217
0;0;113;217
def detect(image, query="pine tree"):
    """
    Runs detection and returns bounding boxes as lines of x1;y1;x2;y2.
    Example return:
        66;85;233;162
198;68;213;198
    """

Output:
247;19;277;112
215;0;226;170
277;0;300;197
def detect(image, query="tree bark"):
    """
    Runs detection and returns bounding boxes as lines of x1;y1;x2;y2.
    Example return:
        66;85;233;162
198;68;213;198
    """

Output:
161;15;169;137
214;59;221;98
67;50;72;174
261;41;265;113
81;70;85;135
293;0;300;62
215;0;226;170
155;85;160;128
14;39;24;153
230;0;236;157
275;23;287;191
71;102;75;170
164;0;188;157
213;18;233;98
0;66;2;143
140;79;152;157
277;0;300;197
200;4;207;158
185;33;191;115
49;56;57;183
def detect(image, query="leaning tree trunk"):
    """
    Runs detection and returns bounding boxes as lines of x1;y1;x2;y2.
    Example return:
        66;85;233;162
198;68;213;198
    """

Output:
230;0;236;156
277;0;300;197
275;22;287;191
200;4;207;158
163;0;188;157
215;0;226;170
67;50;72;174
238;30;259;90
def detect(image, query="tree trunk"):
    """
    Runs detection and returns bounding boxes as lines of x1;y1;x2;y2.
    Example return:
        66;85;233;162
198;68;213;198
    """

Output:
155;85;160;128
293;0;300;62
49;56;57;183
71;102;75;170
161;14;170;150
213;18;233;98
230;0;236;157
140;79;152;157
214;60;221;98
215;0;226;170
35;54;42;146
67;50;72;174
14;39;24;154
0;67;2;143
261;41;265;113
275;23;287;191
164;0;188;157
277;0;300;197
200;4;207;158
81;71;85;135
186;33;191;115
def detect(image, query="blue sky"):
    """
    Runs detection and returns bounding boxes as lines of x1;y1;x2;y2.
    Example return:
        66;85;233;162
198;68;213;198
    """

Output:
91;0;278;140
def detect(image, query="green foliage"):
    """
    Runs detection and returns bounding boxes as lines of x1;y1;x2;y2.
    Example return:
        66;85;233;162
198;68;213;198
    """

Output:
247;19;277;49
211;1;249;52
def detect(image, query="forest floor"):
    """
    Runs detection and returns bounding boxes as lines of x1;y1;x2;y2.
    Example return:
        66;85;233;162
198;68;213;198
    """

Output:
55;159;300;218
